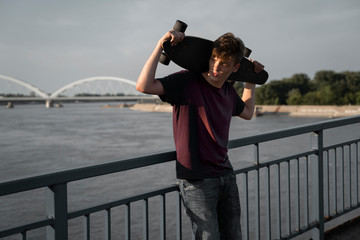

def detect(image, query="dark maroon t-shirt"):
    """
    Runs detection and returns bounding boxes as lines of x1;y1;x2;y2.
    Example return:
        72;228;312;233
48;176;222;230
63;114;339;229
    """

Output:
158;71;245;180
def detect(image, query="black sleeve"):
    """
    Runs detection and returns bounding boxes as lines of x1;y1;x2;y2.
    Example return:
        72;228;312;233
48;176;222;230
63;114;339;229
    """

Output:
234;95;245;116
229;84;245;116
157;70;193;105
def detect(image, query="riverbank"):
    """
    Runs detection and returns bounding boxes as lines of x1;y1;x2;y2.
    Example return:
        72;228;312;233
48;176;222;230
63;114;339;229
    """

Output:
130;103;360;118
129;103;172;112
256;105;360;118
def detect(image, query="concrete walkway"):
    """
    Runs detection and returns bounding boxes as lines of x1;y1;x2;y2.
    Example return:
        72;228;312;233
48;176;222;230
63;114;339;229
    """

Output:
325;216;360;240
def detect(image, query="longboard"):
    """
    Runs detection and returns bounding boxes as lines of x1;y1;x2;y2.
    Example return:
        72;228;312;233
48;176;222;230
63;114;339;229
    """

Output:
162;36;268;85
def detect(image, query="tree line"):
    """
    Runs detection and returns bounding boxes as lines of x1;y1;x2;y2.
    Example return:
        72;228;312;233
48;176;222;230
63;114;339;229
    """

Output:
234;70;360;105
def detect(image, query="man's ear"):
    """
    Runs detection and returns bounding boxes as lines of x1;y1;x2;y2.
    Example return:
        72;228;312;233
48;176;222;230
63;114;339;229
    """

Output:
233;63;240;73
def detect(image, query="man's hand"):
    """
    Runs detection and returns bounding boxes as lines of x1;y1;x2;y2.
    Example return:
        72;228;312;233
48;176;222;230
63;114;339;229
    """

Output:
160;30;185;48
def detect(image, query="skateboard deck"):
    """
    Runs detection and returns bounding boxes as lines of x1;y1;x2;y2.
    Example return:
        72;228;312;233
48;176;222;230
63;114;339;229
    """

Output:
162;36;268;85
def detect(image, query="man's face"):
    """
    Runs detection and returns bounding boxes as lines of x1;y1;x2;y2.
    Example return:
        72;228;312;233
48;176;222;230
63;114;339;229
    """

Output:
208;56;240;83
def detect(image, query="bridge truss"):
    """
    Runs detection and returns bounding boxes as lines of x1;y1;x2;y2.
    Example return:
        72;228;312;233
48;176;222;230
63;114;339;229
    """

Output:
0;75;142;98
0;75;155;107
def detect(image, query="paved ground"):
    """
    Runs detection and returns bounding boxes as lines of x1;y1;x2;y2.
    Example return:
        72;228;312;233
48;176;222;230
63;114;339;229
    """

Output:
325;215;360;240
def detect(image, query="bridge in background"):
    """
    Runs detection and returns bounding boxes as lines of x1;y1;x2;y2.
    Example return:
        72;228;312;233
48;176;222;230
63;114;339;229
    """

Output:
0;75;158;107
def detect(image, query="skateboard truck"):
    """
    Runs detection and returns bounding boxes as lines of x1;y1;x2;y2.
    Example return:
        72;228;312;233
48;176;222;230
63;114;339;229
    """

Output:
159;20;188;65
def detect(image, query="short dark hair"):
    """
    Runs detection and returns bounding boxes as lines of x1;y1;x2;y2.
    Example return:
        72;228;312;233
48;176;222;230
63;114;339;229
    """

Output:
212;33;245;64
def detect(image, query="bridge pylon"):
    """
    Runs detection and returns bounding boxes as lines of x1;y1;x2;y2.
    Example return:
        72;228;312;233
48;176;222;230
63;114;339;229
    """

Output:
45;99;53;108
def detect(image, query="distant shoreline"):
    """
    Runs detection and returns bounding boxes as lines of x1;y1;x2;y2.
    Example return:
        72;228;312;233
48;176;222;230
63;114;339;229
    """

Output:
130;103;360;118
256;105;360;118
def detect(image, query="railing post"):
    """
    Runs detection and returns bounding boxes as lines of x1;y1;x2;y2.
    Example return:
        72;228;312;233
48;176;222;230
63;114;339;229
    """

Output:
311;131;325;240
46;183;68;240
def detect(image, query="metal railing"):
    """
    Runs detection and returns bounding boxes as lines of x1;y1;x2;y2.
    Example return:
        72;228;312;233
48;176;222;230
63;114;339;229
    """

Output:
1;115;360;240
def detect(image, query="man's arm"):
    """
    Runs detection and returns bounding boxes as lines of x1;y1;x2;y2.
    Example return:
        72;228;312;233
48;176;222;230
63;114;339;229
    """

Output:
136;30;184;95
238;82;256;120
238;60;264;120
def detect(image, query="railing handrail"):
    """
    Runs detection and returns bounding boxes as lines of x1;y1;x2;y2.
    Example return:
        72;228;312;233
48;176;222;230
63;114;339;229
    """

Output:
0;151;176;197
1;115;360;197
229;114;360;147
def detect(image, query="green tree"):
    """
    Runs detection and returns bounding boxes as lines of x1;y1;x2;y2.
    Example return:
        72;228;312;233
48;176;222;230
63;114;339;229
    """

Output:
286;89;302;105
318;85;336;105
356;92;360;104
302;91;321;105
284;73;311;94
250;70;360;105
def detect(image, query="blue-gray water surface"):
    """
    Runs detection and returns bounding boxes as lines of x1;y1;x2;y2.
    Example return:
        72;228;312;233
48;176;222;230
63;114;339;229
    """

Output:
1;103;359;239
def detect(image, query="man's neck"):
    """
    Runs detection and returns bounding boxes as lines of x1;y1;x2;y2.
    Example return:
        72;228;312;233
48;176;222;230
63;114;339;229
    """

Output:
201;72;227;88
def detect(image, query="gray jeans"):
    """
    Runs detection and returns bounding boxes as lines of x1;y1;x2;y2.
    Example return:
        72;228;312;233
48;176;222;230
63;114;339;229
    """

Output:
179;173;242;240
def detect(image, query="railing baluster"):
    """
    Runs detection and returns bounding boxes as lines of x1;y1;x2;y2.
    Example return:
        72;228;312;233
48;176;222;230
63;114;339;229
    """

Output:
143;199;149;240
356;142;359;205
255;171;260;240
160;194;166;240
319;131;325;240
334;148;338;214
125;203;131;240
295;158;300;231
276;163;281;239
286;161;291;236
348;145;352;208
176;191;182;240
21;231;26;240
243;173;249;240
84;214;90;240
304;156;309;227
326;151;330;218
265;166;271;240
341;146;345;211
105;208;111;240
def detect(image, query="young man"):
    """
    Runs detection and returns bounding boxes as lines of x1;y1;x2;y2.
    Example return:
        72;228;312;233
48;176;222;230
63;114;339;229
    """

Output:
137;29;264;239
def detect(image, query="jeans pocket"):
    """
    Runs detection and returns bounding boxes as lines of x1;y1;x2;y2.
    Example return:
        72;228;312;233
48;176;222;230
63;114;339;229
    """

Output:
181;179;205;191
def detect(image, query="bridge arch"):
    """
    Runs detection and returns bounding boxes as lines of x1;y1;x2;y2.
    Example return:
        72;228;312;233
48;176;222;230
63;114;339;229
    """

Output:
0;74;49;98
50;76;139;98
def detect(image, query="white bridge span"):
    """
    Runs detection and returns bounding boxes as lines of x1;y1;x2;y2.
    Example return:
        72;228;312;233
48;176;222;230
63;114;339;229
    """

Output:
0;75;141;98
49;76;139;98
0;75;49;98
0;75;156;107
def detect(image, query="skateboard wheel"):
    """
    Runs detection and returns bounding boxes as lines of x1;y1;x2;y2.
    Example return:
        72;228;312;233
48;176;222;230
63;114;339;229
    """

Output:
244;47;252;58
173;20;188;32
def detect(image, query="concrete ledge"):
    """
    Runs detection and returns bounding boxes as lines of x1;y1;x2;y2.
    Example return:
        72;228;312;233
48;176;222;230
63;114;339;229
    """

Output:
256;105;360;118
129;104;360;118
130;103;172;113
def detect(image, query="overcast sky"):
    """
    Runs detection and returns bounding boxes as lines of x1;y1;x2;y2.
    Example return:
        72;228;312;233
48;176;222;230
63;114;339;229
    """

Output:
1;0;359;93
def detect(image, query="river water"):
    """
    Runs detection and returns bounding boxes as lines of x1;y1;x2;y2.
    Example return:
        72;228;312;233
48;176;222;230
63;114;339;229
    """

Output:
0;103;359;239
